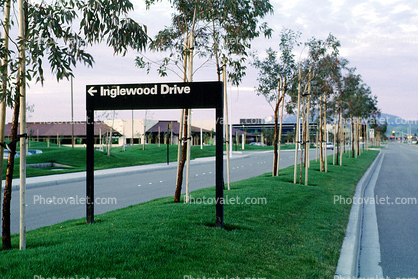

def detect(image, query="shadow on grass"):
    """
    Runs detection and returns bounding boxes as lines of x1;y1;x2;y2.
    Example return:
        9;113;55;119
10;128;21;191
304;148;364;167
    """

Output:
204;222;248;231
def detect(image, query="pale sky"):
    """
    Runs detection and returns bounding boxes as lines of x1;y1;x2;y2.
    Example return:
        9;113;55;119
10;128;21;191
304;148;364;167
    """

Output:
14;0;418;124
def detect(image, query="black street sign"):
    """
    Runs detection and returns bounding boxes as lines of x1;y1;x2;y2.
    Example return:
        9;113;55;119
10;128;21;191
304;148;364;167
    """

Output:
85;81;224;228
86;81;223;111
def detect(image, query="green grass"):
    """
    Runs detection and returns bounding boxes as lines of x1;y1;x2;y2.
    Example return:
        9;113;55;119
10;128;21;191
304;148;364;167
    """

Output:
0;150;379;279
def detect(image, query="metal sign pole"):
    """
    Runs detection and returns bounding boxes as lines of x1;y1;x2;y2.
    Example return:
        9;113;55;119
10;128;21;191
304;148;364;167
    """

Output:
215;99;224;228
86;109;94;224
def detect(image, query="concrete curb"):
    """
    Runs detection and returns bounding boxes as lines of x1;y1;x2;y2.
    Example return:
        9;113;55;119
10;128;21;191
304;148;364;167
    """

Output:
358;153;384;277
334;151;383;279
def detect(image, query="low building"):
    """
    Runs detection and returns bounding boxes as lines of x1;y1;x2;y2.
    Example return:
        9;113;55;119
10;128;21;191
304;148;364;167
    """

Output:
104;119;158;146
146;120;212;145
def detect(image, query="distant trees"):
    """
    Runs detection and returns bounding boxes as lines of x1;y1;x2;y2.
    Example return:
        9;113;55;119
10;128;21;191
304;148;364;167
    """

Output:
254;32;379;183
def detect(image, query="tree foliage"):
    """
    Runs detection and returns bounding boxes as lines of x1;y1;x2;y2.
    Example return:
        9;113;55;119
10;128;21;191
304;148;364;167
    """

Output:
252;28;300;105
1;0;148;104
138;0;273;85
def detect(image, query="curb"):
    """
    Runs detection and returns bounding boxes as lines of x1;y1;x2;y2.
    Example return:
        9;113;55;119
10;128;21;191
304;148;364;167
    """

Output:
334;151;383;278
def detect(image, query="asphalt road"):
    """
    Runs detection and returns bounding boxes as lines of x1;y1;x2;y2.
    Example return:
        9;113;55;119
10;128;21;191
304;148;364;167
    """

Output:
8;148;328;234
374;143;418;277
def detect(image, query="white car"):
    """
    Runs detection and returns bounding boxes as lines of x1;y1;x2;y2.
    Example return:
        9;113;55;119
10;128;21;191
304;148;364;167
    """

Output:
326;142;334;150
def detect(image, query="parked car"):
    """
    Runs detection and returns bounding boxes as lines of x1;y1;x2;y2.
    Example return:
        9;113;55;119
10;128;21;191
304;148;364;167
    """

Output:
326;142;334;150
249;142;261;146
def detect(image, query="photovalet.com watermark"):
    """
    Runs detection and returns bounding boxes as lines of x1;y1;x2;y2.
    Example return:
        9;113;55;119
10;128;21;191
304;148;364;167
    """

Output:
33;276;116;279
186;195;267;206
33;195;117;206
333;195;417;206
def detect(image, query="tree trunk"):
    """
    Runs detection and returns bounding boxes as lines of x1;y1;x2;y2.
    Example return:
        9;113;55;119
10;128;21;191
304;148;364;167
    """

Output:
304;78;311;186
323;93;327;172
277;80;286;175
300;97;306;184
2;93;20;250
0;0;12;200
319;98;324;171
351;116;354;158
174;109;189;202
335;106;340;165
175;6;196;202
272;91;283;177
293;69;301;183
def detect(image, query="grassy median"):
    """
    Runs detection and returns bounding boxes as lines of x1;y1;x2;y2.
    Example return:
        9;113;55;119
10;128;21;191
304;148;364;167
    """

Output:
0;150;379;278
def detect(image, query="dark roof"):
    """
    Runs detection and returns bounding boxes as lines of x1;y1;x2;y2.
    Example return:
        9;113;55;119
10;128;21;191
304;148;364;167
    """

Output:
4;122;120;137
147;121;211;134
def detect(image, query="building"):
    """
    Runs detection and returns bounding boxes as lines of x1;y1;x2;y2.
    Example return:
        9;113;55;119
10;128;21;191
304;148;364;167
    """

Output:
146;120;212;145
104;119;158;146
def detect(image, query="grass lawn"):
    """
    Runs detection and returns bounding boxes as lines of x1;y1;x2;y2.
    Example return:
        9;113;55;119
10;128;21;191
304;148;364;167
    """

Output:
0;150;379;279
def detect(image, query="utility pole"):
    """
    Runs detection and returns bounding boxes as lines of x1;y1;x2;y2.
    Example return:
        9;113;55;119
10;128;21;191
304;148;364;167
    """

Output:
71;76;75;149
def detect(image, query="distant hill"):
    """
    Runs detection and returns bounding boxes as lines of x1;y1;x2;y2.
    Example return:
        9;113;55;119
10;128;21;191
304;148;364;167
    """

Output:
265;112;417;136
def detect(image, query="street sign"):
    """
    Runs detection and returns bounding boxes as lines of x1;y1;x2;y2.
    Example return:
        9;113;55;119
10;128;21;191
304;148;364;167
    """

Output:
86;81;223;111
85;81;224;228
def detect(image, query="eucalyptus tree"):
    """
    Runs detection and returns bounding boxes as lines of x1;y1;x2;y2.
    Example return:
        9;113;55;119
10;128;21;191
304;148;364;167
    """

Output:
283;34;342;178
302;34;341;172
252;28;300;176
0;0;148;249
138;0;273;201
338;68;379;157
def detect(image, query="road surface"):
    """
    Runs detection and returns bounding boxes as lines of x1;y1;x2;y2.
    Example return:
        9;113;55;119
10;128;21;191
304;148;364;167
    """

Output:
374;143;418;277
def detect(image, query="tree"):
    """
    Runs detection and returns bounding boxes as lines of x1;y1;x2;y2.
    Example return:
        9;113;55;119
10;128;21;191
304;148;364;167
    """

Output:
0;0;148;249
286;34;342;174
252;28;300;176
338;67;378;157
138;0;273;201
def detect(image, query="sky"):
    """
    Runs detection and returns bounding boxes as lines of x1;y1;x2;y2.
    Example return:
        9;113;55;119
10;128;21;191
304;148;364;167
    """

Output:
10;0;418;124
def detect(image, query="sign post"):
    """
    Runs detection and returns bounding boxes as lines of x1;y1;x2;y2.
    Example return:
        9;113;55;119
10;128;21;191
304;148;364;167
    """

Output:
86;81;224;228
167;123;172;165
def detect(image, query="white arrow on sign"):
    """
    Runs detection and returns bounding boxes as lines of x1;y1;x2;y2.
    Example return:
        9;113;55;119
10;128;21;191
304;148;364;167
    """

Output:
88;87;97;97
